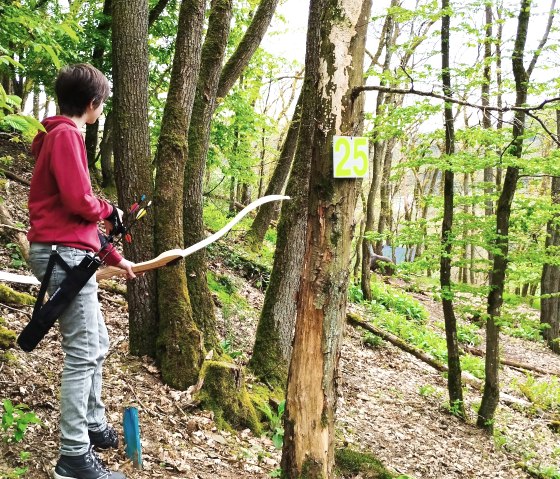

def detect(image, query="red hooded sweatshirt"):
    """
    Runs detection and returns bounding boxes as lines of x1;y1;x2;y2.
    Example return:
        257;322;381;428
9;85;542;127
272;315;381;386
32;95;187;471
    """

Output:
27;116;122;266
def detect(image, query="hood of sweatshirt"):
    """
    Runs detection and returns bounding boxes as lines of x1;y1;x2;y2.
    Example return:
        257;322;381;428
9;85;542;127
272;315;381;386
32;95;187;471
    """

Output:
31;116;78;159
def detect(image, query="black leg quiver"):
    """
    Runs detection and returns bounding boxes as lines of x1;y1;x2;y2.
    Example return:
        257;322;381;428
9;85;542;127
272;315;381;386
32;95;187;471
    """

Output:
17;247;102;352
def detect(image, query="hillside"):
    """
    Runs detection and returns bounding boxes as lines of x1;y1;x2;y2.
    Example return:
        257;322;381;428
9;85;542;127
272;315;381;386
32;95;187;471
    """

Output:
0;136;559;479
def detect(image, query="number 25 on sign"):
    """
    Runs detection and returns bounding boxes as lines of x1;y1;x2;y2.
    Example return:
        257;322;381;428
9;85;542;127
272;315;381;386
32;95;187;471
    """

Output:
333;136;368;178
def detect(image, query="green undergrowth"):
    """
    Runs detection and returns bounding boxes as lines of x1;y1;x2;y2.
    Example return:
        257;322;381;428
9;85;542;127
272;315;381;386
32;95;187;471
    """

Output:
348;281;486;380
513;374;560;412
250;382;285;449
0;399;41;478
204;200;276;269
335;447;413;479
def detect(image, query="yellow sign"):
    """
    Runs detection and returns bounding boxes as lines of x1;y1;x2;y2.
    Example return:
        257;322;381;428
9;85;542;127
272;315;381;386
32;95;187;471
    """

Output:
333;136;368;178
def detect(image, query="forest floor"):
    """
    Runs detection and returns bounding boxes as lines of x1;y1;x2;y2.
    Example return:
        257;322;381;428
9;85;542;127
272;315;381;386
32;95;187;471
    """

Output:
0;135;559;478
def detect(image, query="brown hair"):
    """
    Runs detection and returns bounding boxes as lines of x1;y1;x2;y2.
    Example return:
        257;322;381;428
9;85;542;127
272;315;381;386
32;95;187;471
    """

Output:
55;63;110;117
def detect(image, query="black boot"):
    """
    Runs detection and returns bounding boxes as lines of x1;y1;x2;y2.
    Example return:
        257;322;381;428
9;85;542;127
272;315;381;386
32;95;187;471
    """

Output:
89;425;119;450
53;446;126;479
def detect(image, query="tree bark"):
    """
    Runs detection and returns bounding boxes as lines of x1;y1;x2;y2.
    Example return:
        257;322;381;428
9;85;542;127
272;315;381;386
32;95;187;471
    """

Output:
245;91;302;249
374;135;397;255
281;1;371;477
477;0;545;430
541;111;560;354
154;0;207;389
99;110;115;189
248;8;322;387
216;0;280;99
86;0;112;170
360;1;396;300
440;0;464;418
112;0;158;357
184;0;233;352
184;0;278;350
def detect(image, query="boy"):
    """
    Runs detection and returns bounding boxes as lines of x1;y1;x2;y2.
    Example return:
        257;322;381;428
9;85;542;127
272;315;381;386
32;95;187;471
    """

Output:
27;63;135;479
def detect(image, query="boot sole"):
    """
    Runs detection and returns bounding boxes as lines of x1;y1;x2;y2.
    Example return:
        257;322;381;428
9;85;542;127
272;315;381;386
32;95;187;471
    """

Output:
53;469;110;479
53;470;77;479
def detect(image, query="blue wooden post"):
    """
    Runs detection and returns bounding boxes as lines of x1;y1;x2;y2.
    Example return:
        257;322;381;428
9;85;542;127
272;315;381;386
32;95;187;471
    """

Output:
123;406;142;468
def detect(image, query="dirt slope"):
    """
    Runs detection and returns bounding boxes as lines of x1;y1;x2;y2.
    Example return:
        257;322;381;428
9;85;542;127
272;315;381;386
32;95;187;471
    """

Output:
1;137;559;478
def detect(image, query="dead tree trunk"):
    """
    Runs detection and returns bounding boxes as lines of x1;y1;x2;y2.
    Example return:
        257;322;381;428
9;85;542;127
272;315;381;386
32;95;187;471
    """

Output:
281;1;371;477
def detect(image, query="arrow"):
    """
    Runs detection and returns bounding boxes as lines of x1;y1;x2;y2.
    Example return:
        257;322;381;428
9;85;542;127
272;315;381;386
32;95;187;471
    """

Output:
95;195;290;281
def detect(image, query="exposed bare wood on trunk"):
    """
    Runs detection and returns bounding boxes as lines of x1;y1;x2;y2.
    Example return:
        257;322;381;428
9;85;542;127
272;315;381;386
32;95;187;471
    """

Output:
112;0;158;357
281;1;371;477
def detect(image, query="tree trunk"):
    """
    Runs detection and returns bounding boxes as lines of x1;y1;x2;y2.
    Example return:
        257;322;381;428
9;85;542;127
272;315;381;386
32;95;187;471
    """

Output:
154;0;207;389
281;1;371;477
245;91;302;249
112;0;158;357
440;0;464;418
541;113;560;354
183;0;279;350
374;136;397;255
478;0;535;430
184;0;233;352
482;2;494;270
361;1;397;300
99;111;115;189
216;0;280;99
86;0;112;169
248;9;322;387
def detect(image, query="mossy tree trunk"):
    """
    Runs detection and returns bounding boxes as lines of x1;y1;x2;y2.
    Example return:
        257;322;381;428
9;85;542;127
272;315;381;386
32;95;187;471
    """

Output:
153;0;207;389
280;1;371;477
478;0;554;430
112;0;158;357
248;6;323;387
245;91;303;250
440;0;464;418
184;0;233;353
183;0;279;351
540;115;560;354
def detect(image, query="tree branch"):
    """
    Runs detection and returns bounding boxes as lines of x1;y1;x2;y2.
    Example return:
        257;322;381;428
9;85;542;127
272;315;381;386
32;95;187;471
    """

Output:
352;84;560;114
527;0;556;77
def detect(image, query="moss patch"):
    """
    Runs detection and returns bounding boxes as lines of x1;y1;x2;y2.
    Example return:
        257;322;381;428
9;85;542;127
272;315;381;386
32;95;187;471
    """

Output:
0;284;34;306
197;360;262;435
335;447;397;479
0;325;16;350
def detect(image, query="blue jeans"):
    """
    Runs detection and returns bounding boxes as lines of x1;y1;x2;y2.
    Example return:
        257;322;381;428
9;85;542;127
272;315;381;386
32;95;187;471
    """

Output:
29;243;109;456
